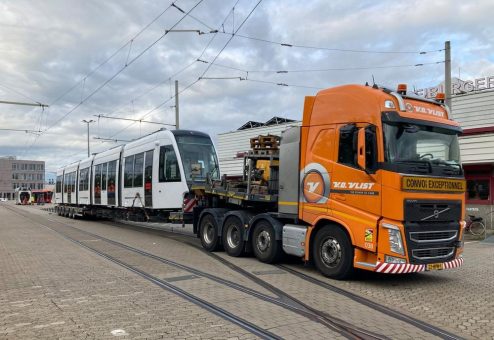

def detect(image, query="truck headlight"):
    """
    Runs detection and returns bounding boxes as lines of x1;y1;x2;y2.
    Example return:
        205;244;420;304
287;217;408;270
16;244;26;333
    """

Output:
383;223;405;255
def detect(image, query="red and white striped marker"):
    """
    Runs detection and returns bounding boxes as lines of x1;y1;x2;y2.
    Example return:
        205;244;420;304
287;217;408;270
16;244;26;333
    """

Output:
183;197;197;213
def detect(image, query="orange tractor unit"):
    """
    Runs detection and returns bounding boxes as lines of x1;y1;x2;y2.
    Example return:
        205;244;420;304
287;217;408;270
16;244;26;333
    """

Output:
195;83;465;279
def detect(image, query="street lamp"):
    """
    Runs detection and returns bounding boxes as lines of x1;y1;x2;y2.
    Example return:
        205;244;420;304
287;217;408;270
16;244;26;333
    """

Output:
82;119;95;157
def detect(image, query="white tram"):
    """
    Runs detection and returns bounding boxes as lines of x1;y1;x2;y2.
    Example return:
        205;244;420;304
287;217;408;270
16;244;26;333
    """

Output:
55;129;219;219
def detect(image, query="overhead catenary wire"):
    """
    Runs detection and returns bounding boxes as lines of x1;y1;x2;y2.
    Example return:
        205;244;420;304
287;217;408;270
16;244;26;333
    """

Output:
23;1;206;161
0;128;41;134
95;114;175;126
204;60;445;74
103;0;241;122
105;0;244;140
47;1;176;107
216;32;444;55
42;0;205;135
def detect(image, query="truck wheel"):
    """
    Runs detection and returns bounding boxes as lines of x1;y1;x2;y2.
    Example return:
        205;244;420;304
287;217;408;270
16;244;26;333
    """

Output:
313;226;354;279
222;216;245;257
252;220;283;263
199;214;220;251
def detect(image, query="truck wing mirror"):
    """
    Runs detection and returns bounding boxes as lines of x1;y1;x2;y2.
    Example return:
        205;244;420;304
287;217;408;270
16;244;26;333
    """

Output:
357;128;366;171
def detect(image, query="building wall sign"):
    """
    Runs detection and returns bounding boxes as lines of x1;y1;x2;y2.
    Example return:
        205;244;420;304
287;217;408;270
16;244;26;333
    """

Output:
415;76;494;98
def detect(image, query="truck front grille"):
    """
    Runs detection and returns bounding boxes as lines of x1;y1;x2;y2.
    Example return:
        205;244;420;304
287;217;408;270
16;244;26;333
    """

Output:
412;247;455;260
404;199;461;264
409;230;457;243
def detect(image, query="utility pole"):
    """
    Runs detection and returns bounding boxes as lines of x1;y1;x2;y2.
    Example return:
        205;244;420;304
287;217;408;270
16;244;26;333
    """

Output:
445;41;452;109
175;80;179;129
82;119;95;157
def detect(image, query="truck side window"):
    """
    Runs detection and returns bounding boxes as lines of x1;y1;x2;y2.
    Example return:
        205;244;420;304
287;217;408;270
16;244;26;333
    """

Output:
338;124;357;167
159;145;181;182
365;125;378;171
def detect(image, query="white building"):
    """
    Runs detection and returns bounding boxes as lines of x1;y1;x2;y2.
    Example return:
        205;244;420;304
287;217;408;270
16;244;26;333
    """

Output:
217;117;300;176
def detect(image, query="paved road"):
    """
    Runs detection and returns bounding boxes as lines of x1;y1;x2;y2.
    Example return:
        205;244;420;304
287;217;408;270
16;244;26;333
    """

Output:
1;202;492;339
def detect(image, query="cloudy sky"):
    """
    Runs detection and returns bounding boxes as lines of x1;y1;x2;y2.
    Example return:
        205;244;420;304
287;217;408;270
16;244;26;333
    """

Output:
1;0;493;176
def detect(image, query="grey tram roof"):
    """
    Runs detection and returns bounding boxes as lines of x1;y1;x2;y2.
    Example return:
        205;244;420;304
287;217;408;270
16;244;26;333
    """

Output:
237;116;297;130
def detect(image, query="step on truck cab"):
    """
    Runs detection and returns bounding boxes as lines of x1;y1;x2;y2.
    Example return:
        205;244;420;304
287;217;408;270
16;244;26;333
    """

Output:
197;83;465;279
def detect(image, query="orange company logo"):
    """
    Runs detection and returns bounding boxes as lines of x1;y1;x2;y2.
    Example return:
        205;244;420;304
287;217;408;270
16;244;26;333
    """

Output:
300;163;330;204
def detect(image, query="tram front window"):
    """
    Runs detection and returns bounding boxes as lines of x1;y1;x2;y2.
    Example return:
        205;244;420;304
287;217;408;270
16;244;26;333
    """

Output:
175;135;220;182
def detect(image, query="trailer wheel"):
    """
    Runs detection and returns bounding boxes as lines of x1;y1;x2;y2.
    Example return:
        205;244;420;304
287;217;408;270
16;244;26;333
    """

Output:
313;226;354;279
222;216;245;257
252;220;283;263
199;214;220;251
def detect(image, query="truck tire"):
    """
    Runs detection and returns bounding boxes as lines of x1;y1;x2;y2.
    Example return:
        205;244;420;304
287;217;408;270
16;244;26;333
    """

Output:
313;226;354;279
222;216;245;257
199;214;221;251
252;220;283;263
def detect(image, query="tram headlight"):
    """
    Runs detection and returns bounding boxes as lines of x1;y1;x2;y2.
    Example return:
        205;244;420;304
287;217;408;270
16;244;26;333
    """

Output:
383;223;404;255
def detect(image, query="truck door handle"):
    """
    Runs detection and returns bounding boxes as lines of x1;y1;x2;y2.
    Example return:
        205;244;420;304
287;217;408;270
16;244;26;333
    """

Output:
333;193;346;201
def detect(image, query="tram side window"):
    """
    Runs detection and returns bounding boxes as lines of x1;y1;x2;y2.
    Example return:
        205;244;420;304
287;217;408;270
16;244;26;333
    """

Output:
133;153;144;187
159;146;181;182
107;161;116;193
94;165;102;195
56;176;62;193
124;155;135;188
79;168;89;191
72;172;76;192
102;163;108;190
63;175;68;193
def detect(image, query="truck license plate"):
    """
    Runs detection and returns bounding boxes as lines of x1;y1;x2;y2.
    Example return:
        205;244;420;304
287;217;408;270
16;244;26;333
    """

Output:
426;263;444;271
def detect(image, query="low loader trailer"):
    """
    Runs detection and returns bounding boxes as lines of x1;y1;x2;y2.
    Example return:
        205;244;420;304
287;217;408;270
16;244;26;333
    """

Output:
193;83;466;279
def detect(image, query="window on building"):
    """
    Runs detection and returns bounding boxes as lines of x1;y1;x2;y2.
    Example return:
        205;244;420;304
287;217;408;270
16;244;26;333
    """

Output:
338;124;358;167
467;179;490;202
12;163;17;170
159;146;181;182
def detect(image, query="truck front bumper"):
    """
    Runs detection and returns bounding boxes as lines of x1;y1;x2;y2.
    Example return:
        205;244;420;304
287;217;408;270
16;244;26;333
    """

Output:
374;257;463;274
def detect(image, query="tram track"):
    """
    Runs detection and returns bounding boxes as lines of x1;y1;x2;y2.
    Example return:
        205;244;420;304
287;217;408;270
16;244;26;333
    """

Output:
8;205;383;340
12;205;463;339
105;218;464;340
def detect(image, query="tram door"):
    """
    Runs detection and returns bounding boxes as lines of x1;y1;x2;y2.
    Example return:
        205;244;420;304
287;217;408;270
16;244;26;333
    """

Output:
144;150;153;207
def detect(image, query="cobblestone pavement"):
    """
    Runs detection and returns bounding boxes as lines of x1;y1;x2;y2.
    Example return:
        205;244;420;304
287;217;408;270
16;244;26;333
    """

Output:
3;203;492;339
0;204;257;340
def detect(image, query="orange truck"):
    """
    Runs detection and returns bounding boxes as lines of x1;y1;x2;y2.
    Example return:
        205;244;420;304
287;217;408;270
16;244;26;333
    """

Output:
195;83;465;279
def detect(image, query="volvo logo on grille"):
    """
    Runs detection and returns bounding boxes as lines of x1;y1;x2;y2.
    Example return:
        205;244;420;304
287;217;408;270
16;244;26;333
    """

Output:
422;207;450;221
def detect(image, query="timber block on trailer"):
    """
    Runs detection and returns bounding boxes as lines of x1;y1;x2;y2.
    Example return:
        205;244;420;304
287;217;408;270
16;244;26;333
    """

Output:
250;135;280;149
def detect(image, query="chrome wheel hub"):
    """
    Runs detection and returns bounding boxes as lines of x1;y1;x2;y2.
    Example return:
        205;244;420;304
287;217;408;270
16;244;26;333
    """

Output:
227;225;240;249
257;230;271;253
321;237;341;268
203;223;214;244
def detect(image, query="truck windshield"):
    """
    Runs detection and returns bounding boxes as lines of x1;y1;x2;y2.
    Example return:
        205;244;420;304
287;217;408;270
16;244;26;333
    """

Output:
175;135;220;182
383;122;461;171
